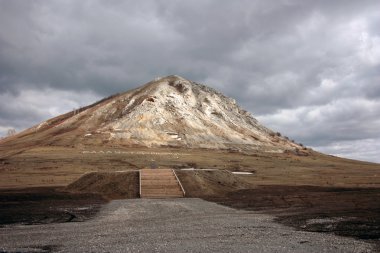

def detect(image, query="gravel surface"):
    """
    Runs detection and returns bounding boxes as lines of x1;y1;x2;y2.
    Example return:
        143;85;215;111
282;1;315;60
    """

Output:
0;198;374;252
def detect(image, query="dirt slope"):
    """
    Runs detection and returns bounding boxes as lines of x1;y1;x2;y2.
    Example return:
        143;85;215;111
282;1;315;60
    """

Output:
175;170;253;197
65;171;139;199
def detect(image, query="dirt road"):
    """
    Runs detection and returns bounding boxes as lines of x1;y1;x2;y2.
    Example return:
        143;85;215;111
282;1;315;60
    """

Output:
0;198;374;253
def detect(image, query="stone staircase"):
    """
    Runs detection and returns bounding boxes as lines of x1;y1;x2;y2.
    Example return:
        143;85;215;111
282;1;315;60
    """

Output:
139;169;185;198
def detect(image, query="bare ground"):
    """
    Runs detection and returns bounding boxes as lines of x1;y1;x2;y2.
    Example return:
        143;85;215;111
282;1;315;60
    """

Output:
1;147;380;251
0;187;106;226
176;170;380;250
0;199;375;253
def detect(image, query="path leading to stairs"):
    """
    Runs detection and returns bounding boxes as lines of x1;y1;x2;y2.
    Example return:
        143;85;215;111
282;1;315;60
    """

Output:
0;198;373;253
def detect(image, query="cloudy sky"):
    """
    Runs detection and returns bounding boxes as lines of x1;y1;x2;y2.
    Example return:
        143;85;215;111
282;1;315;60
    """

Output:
0;0;379;162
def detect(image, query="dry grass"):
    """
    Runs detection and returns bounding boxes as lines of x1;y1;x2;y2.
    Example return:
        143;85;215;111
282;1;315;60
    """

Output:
0;145;379;189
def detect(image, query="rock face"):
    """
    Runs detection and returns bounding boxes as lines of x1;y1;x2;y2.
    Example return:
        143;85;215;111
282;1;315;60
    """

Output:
2;75;302;152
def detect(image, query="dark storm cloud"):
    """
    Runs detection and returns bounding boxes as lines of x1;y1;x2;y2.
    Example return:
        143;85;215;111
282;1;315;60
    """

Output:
0;0;379;162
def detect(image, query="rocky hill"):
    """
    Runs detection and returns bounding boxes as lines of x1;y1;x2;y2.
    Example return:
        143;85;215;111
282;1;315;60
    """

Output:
1;75;303;152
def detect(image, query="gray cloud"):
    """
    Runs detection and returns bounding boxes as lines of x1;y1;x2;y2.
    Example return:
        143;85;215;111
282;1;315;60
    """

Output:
0;88;100;136
313;138;380;164
0;0;379;162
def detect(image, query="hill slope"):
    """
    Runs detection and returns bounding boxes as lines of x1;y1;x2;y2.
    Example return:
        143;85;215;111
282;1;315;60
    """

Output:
1;75;302;152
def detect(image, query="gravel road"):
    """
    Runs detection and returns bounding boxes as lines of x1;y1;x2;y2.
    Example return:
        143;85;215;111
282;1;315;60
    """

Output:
0;198;374;252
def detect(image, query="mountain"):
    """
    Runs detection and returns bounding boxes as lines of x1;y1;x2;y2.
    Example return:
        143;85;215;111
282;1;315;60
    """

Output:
1;75;304;152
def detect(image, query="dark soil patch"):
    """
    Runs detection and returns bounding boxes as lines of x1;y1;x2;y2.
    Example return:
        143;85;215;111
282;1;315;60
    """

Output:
208;186;380;248
0;244;62;253
0;187;107;226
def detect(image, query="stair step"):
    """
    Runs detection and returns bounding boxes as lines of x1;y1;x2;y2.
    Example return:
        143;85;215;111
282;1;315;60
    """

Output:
141;177;177;180
141;183;179;186
141;171;175;174
141;190;183;193
141;172;176;175
142;185;180;189
141;193;183;197
141;189;183;193
141;175;174;178
140;195;183;199
141;173;174;177
139;169;184;199
141;170;173;174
